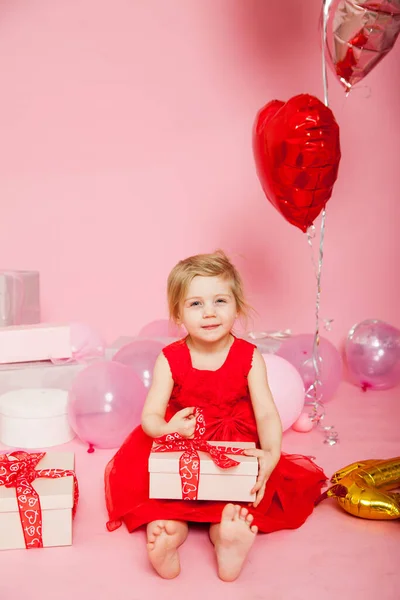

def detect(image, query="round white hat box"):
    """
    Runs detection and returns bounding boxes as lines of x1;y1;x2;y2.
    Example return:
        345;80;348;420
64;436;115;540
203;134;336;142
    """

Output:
0;388;75;449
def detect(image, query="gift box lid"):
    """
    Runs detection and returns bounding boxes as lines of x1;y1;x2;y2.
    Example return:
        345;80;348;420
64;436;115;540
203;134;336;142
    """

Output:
149;441;258;476
0;269;39;276
0;360;79;373
0;452;75;512
0;360;92;398
0;388;69;418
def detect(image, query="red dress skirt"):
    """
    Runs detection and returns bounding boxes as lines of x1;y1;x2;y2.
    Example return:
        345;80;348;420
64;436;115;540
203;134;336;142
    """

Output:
105;337;326;533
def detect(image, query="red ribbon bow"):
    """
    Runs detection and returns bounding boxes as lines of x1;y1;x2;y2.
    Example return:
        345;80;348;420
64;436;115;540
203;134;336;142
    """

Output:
153;410;247;500
0;451;79;549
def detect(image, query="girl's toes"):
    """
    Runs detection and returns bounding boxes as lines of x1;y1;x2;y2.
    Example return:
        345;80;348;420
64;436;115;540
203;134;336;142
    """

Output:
221;503;236;521
239;507;249;520
245;513;254;526
250;524;258;535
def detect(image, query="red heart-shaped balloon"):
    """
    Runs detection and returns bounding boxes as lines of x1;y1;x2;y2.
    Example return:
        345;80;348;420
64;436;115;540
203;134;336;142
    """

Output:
253;94;341;232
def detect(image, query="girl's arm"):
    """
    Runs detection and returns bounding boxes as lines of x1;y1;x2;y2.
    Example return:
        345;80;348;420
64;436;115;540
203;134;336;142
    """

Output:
247;349;282;461
245;349;283;506
141;353;196;438
141;353;175;438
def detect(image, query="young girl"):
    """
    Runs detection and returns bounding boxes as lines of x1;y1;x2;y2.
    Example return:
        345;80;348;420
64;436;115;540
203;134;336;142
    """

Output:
105;251;326;582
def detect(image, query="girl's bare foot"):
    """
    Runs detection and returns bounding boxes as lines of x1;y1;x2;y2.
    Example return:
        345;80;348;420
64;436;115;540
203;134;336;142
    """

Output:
210;503;258;582
146;520;188;579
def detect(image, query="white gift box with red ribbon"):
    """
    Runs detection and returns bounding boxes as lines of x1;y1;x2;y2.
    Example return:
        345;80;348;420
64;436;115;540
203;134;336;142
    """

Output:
0;452;77;551
149;440;258;502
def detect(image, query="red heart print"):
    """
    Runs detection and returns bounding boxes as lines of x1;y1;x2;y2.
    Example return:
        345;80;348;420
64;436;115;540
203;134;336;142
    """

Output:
180;466;194;481
25;510;39;525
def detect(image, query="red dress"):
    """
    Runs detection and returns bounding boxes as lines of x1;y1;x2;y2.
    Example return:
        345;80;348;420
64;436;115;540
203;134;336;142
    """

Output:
105;337;326;533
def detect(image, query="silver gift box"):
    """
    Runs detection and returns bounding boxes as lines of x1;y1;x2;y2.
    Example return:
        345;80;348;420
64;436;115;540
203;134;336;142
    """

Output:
0;270;40;327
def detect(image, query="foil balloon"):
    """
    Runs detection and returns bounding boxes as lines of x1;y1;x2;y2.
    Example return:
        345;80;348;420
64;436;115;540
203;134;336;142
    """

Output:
253;94;341;232
324;0;400;91
345;319;400;390
317;457;400;519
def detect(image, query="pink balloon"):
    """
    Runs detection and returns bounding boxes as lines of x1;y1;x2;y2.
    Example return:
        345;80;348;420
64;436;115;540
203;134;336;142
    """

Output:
345;319;400;391
67;361;146;450
277;334;342;403
113;339;164;388
138;319;185;339
292;413;314;433
70;322;105;360
262;354;305;431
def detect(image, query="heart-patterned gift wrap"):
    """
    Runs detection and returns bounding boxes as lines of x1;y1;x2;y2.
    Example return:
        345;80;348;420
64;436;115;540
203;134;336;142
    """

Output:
152;410;250;500
0;451;79;549
253;94;341;233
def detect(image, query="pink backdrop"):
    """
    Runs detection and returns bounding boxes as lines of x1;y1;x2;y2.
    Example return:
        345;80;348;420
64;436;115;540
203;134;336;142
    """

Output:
0;0;398;345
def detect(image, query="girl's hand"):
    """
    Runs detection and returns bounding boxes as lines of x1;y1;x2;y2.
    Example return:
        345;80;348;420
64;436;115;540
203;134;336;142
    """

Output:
166;407;196;438
243;448;279;507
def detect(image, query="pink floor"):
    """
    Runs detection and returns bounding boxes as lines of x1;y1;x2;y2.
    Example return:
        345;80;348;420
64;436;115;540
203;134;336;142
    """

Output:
2;381;399;600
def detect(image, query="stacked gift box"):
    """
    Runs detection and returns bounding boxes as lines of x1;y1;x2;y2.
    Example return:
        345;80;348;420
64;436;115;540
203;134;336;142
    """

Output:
0;321;78;450
0;270;79;550
0;270;86;448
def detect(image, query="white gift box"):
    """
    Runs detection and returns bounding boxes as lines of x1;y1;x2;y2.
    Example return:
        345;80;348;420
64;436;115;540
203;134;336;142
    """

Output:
0;452;75;550
0;323;72;364
0;388;75;448
149;441;258;502
0;360;88;396
0;270;40;327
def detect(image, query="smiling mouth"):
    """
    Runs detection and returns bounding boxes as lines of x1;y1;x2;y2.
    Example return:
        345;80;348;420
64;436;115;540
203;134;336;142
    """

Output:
202;325;220;330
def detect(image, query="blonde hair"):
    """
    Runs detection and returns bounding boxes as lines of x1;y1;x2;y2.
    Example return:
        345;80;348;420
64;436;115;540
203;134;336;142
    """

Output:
167;250;250;322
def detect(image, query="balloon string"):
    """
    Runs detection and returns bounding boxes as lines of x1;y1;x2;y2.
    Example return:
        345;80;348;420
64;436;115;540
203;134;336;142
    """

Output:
306;219;338;445
321;0;332;107
304;1;338;446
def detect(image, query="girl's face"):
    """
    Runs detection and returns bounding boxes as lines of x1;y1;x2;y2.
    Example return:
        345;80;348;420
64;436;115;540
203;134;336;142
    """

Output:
178;276;238;343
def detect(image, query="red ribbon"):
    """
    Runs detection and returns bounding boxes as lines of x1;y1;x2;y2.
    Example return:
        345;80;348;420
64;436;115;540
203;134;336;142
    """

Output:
0;451;79;549
152;410;248;500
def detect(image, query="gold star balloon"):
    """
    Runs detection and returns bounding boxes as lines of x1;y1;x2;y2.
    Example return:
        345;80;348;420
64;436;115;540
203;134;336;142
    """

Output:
317;457;400;519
